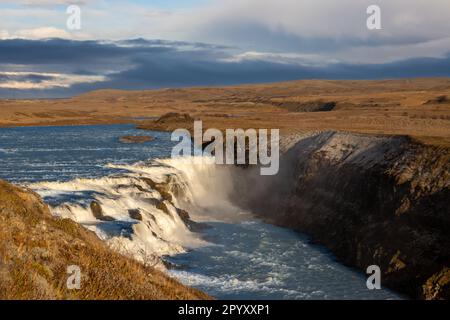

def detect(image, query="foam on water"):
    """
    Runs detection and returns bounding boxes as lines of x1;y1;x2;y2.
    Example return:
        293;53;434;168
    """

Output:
167;221;402;300
28;160;207;265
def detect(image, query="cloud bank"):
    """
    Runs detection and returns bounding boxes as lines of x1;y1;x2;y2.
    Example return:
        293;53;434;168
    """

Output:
0;38;449;98
0;0;449;98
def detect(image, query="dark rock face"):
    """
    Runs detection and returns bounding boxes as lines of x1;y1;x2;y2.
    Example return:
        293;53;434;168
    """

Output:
234;132;450;299
274;100;336;112
90;201;115;221
176;208;190;223
424;95;449;105
142;177;173;202
90;201;103;219
128;209;143;221
156;201;171;216
140;176;202;230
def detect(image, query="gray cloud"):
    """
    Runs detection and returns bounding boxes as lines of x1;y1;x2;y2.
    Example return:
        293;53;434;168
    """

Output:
145;0;450;63
1;1;449;66
0;38;449;98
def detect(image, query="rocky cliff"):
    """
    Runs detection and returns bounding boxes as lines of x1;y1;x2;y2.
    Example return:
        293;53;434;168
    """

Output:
0;180;209;300
233;131;450;299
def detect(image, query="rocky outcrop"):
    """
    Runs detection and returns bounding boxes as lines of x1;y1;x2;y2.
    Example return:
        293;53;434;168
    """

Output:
424;95;449;105
141;176;202;232
119;135;154;144
137;112;195;132
128;209;143;221
90;200;115;221
0;180;209;299
274;100;336;112
234;131;450;299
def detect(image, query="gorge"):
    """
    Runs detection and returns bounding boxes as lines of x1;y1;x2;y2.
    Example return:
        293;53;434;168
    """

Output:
228;131;450;299
1;124;448;299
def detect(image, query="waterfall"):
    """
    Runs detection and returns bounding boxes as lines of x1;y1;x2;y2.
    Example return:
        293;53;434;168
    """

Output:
27;156;250;268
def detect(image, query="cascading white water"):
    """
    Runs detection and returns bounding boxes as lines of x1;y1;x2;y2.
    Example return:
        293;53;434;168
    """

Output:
158;157;251;222
27;156;248;268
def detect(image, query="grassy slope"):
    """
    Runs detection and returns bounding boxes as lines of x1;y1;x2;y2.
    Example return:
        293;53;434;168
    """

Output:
0;180;210;300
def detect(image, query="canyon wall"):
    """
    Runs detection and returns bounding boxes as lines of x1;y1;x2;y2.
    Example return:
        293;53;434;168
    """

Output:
232;131;450;299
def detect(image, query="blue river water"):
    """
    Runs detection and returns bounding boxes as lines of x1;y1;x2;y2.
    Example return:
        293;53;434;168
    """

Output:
0;124;174;183
0;124;403;300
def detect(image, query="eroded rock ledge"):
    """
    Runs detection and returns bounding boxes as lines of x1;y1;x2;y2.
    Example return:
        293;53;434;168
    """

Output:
234;131;450;299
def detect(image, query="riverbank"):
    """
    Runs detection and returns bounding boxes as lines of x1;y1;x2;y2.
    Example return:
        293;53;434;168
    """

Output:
0;179;210;299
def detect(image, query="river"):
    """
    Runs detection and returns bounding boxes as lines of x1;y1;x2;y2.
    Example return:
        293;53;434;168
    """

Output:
0;124;402;300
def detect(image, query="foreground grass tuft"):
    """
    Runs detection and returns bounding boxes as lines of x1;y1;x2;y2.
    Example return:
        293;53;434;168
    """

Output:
0;180;210;300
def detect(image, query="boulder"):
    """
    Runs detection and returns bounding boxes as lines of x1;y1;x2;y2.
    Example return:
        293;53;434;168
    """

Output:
128;209;143;221
90;201;115;221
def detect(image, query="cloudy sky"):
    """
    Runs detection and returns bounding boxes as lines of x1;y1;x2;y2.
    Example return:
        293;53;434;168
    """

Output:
0;0;449;97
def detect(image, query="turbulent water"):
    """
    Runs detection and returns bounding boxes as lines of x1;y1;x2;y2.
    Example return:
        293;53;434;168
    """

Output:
0;124;402;299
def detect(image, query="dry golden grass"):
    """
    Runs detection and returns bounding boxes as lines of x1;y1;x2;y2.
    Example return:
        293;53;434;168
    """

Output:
1;78;449;146
0;180;210;300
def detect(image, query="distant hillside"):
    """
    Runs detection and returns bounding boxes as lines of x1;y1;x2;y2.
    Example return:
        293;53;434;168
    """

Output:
1;78;449;147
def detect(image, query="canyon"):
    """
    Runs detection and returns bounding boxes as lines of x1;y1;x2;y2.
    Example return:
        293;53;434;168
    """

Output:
228;131;450;299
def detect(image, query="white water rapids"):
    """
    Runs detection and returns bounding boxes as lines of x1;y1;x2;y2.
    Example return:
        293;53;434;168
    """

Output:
28;157;239;267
